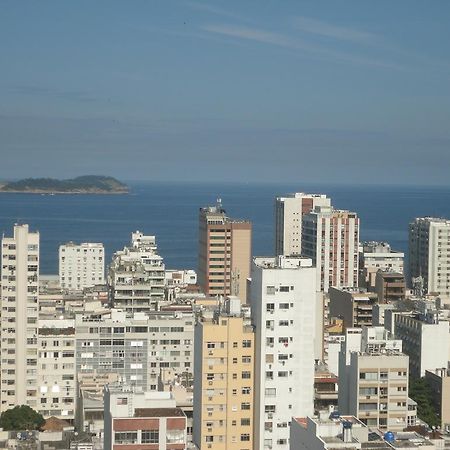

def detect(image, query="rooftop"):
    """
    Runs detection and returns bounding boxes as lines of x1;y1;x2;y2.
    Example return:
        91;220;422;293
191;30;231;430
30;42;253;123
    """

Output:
134;407;185;418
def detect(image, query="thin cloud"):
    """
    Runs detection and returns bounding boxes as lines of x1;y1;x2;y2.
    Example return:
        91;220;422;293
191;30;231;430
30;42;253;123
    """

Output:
184;1;242;20
294;16;376;42
10;85;98;103
202;24;403;70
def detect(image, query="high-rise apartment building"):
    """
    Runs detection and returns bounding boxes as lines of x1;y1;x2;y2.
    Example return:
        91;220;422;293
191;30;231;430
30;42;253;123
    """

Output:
76;309;194;392
338;327;413;430
59;242;105;291
409;217;450;295
193;298;254;450
37;319;76;422
275;192;331;257
198;202;251;302
0;224;39;412
250;256;316;450
302;206;359;292
109;231;165;312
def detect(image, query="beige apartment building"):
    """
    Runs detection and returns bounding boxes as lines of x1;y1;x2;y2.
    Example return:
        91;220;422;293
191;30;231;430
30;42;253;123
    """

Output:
198;202;251;302
302;207;359;292
425;368;450;431
193;299;254;450
0;224;40;412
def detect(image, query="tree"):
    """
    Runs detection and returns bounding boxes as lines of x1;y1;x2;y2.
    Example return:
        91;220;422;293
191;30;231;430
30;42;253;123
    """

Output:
409;377;440;428
0;405;45;431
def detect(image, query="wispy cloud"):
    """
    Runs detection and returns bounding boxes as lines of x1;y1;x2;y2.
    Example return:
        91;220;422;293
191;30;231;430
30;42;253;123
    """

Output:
202;24;403;70
293;16;376;42
184;1;242;20
10;85;99;103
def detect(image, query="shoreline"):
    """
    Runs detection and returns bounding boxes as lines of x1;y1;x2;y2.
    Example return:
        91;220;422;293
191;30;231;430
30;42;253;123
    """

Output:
0;190;129;195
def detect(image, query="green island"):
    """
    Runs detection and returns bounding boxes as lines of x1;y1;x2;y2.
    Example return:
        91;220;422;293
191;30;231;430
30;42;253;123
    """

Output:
0;175;129;194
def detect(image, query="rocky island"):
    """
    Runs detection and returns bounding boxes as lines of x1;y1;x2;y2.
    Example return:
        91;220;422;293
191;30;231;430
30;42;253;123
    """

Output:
0;176;129;194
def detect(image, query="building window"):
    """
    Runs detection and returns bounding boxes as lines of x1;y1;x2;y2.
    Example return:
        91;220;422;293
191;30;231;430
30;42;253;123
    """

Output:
241;434;250;441
242;371;251;379
242;340;251;348
266;286;275;295
241;418;250;426
114;432;138;444
141;430;159;444
241;402;251;410
279;286;289;292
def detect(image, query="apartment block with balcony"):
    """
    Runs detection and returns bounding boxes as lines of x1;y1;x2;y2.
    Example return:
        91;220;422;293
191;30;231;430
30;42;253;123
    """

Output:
329;287;378;330
193;298;254;450
76;309;194;393
37;319;76;423
250;256;316;450
338;327;413;430
0;224;39;412
359;242;404;290
375;271;406;304
109;231;165;312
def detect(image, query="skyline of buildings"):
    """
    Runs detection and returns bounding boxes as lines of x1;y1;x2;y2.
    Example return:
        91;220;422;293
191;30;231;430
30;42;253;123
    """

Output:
0;193;450;449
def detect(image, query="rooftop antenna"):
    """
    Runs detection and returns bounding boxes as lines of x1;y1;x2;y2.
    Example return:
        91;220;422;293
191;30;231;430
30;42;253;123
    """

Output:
217;197;222;210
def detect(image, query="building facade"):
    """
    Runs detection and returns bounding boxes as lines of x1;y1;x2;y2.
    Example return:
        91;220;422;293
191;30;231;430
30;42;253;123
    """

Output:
193;301;254;450
392;309;449;378
250;256;316;450
302;207;359;292
109;231;165;312
409;217;450;296
104;386;187;450
76;309;194;392
328;287;377;330
59;242;105;291
37;319;76;422
359;242;404;290
338;327;412;430
274;193;331;257
0;224;39;412
198;202;251;303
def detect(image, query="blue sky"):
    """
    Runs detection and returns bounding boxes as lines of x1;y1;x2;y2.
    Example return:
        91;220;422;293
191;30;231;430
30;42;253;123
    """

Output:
1;1;450;184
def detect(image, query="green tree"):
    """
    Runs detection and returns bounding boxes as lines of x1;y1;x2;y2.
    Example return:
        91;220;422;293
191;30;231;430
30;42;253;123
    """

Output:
0;405;45;431
409;377;440;428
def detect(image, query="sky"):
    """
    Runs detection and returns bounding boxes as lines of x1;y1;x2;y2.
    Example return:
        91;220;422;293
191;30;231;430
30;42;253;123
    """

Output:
1;1;450;185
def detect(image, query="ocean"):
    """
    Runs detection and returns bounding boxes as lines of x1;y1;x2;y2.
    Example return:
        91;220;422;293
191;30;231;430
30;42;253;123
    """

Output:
1;182;450;275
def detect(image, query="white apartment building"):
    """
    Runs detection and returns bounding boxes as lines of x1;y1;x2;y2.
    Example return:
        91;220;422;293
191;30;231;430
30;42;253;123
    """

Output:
409;217;450;296
59;242;104;291
302;207;359;292
104;386;187;450
0;224;39;412
109;231;165;312
359;242;404;290
76;309;194;392
338;327;413;430
391;309;450;377
37;319;76;422
250;256;316;450
290;413;370;450
275;192;331;257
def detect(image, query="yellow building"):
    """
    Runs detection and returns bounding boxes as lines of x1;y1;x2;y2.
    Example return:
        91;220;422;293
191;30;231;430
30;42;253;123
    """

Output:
193;299;254;449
